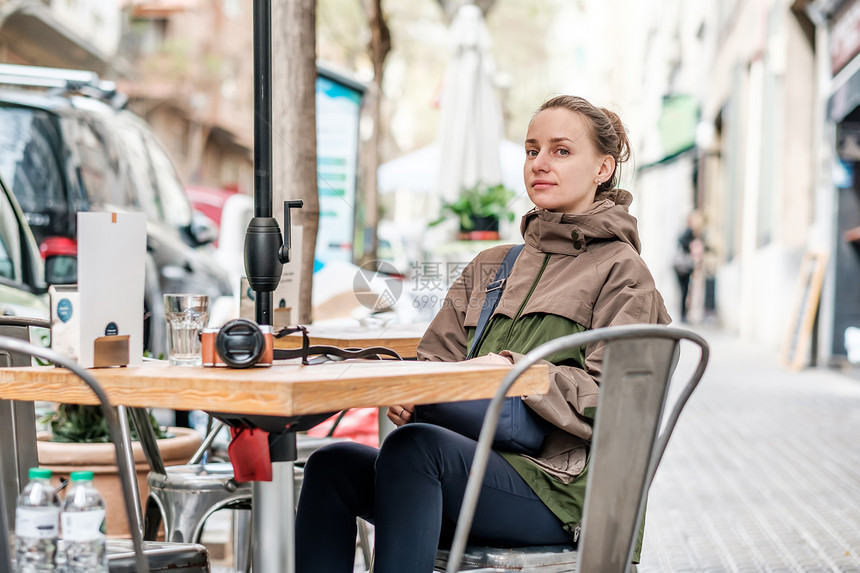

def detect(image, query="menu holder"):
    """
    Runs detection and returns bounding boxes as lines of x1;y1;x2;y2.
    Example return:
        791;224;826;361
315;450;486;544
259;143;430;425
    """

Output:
73;212;146;368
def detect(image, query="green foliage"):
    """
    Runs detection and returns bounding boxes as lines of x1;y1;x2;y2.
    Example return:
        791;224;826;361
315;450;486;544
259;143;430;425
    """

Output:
430;182;516;229
42;405;167;444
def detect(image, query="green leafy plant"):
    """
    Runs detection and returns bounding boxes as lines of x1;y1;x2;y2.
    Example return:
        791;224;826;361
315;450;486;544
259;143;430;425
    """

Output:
430;182;517;230
42;404;167;443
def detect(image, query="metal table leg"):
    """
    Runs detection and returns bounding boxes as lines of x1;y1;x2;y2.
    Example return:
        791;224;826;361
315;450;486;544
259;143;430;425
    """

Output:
252;431;297;573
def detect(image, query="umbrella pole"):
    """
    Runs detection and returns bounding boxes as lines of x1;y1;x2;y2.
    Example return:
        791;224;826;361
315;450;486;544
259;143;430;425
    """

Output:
245;0;281;326
246;12;298;573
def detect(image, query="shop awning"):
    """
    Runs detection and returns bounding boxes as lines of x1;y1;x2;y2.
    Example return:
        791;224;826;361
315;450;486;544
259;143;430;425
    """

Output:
638;94;699;171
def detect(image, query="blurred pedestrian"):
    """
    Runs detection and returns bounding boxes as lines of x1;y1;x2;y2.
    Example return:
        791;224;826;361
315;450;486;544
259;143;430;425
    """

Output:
294;95;669;573
672;212;704;322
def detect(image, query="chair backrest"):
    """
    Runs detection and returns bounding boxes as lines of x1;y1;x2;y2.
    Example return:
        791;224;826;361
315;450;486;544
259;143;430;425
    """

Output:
445;324;709;573
0;334;152;573
0;317;49;532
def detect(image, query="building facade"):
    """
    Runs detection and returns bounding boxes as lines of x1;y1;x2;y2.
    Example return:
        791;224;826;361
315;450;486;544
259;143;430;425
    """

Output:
0;0;119;73
808;0;860;367
118;0;255;192
618;0;859;369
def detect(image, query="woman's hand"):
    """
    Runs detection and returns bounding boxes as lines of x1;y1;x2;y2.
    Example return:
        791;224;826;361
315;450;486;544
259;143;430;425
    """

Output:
466;352;514;366
387;404;414;427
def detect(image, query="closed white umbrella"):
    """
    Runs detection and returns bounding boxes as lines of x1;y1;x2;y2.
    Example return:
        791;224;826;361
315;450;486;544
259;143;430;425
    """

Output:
435;3;504;204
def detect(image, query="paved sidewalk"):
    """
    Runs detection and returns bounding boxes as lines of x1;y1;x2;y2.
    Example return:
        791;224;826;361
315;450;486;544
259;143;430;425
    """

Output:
639;326;860;572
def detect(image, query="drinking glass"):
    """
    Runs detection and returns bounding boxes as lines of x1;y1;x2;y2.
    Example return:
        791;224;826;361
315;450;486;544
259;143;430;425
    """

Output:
164;294;209;366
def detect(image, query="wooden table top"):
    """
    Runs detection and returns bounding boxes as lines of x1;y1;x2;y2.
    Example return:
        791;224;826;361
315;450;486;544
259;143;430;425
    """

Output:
0;359;548;417
273;322;429;359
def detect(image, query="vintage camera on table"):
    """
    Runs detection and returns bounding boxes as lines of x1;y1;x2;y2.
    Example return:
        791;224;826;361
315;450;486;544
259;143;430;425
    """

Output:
201;318;274;368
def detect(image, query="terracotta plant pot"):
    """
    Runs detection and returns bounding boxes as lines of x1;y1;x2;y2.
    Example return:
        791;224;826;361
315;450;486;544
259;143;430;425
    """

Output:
37;426;202;538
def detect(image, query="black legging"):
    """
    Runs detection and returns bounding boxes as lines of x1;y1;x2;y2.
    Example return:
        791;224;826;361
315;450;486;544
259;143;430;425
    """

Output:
295;423;571;573
676;271;692;321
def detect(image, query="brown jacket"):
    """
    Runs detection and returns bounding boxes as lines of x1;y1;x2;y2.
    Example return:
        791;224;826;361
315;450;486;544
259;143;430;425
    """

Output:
417;189;671;482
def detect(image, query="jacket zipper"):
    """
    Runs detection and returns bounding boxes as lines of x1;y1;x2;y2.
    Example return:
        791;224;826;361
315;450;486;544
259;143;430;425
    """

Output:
502;253;550;349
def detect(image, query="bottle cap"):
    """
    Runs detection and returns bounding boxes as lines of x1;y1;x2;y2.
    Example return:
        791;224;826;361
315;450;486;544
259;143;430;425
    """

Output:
70;471;94;481
28;468;51;479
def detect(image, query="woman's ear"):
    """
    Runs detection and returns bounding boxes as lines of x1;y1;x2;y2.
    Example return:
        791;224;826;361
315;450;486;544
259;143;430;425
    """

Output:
597;156;616;182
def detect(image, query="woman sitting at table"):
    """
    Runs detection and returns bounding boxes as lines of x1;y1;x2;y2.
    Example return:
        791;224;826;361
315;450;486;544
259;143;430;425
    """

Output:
295;95;671;573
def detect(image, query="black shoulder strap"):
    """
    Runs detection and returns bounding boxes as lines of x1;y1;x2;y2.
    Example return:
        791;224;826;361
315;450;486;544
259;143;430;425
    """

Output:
467;243;525;359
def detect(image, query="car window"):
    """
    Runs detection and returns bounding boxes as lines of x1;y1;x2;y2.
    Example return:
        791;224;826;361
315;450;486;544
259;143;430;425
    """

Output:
63;115;128;209
0;187;23;282
144;135;191;228
0;106;65;219
113;123;162;222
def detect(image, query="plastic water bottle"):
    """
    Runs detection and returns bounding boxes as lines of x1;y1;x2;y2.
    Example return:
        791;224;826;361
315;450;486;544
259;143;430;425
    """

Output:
15;467;60;573
61;470;108;572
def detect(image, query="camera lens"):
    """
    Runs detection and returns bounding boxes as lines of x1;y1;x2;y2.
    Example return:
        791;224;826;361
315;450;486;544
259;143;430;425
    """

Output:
215;318;265;368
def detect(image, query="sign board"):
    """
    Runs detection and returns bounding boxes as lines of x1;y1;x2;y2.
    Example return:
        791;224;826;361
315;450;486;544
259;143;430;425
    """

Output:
314;69;364;266
780;251;829;371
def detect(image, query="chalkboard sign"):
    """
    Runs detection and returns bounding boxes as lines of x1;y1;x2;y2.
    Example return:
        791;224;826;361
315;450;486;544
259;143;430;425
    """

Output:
780;251;829;371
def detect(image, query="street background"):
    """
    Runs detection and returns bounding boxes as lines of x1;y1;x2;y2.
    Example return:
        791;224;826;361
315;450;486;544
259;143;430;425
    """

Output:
639;326;860;572
3;0;860;571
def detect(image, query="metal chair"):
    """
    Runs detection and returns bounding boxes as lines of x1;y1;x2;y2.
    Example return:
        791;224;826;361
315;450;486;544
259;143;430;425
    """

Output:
437;324;709;573
0;334;154;573
0;334;220;572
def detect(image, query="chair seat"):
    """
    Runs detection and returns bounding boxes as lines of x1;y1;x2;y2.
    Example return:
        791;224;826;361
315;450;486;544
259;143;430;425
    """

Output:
149;462;252;492
435;544;578;572
107;539;210;572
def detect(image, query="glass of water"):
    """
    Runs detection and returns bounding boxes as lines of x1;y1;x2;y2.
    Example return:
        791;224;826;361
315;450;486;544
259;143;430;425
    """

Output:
164;294;209;366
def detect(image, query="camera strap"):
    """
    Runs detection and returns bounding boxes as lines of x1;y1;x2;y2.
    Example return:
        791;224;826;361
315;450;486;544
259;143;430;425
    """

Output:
273;325;403;364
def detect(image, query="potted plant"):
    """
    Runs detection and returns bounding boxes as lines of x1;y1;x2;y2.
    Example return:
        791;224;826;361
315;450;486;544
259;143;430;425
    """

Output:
431;182;516;240
38;404;201;537
43;404;166;444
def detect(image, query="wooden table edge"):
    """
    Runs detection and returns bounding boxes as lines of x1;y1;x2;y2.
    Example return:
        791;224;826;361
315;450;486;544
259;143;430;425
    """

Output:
0;361;550;417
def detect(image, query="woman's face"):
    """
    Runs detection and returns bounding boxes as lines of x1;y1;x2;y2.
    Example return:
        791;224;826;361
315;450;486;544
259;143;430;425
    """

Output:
523;108;615;214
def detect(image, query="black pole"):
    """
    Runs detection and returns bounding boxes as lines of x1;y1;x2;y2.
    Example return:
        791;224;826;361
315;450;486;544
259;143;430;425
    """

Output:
245;0;281;326
253;0;271;220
